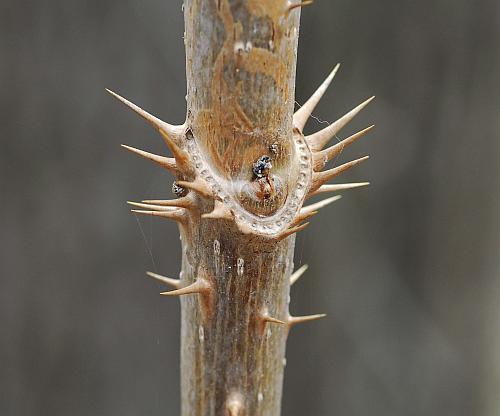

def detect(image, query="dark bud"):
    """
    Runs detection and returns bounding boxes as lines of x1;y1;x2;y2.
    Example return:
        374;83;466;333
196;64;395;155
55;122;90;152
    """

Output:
172;181;188;197
185;128;194;140
253;155;272;179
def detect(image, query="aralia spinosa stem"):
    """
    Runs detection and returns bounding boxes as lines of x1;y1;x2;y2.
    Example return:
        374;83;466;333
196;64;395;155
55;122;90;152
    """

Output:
108;1;374;414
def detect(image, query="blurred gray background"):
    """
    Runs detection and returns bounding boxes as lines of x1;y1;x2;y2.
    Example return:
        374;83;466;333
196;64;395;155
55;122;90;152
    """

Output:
1;1;499;415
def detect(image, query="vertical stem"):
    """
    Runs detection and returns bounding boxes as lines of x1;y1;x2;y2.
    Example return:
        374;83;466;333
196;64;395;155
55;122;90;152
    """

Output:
180;229;295;415
181;1;302;414
111;0;372;413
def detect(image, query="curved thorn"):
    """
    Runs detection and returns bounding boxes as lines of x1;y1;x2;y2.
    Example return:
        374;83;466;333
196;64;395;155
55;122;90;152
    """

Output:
310;156;369;192
312;125;374;171
288;313;327;329
121;144;177;173
146;271;180;289
294;63;340;132
306;96;375;151
106;89;182;138
160;278;211;297
307;182;370;199
290;264;309;286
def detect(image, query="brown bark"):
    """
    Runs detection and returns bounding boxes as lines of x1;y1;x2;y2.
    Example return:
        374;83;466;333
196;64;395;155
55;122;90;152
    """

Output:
179;227;295;415
181;2;301;414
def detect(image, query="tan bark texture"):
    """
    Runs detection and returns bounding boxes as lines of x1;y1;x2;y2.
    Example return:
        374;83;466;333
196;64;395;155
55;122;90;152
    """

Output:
181;2;301;414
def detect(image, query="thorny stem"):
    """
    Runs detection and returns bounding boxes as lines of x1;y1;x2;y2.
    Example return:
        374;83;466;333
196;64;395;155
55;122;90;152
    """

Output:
181;1;301;414
109;0;374;414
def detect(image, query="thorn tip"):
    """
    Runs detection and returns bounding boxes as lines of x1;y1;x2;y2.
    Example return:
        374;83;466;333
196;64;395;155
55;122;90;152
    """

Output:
288;313;327;328
306;96;375;151
293;63;340;131
307;182;370;198
121;144;177;172
313;125;374;171
290;264;309;285
146;271;180;289
310;156;370;193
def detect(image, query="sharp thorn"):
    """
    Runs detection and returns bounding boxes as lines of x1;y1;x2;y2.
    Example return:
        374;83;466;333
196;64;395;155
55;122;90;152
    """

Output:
277;222;310;241
106;89;192;173
290;264;309;285
307;182;370;198
288;313;327;328
160;278;211;297
290;210;318;227
258;308;286;335
306;96;375;151
157;129;193;173
121;144;177;173
263;316;286;325
261;308;286;326
300;195;342;215
130;209;187;223
146;271;181;289
127;201;180;211
176;178;213;199
310;156;369;192
312;125;374;171
291;196;342;226
140;195;195;209
106;89;182;139
294;63;340;132
293;64;340;132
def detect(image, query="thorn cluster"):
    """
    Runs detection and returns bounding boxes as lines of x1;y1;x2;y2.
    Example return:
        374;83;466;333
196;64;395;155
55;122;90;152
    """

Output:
107;65;372;240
